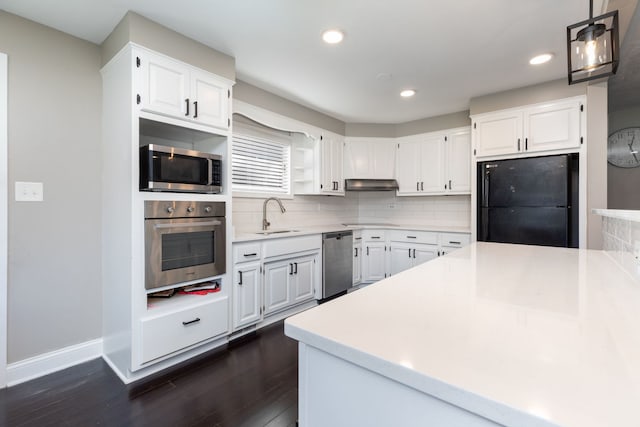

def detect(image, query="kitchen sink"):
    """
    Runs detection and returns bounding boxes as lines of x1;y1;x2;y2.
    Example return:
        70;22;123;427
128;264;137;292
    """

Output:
254;229;300;235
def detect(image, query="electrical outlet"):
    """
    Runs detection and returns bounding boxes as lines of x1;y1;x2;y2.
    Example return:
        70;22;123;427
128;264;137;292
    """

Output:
388;203;396;209
15;181;43;202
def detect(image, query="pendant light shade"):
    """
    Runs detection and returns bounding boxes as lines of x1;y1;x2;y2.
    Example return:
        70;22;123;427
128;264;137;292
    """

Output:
567;0;619;85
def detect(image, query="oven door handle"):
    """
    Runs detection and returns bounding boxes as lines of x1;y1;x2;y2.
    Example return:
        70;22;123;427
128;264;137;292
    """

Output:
153;220;222;230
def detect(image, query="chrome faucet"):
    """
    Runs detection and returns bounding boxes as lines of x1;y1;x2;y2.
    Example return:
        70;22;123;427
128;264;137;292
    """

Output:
262;197;286;230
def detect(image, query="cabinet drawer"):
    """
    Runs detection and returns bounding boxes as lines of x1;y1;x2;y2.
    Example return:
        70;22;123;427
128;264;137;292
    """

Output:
140;297;228;364
439;233;470;248
387;230;438;244
233;242;262;262
362;230;386;242
263;235;321;259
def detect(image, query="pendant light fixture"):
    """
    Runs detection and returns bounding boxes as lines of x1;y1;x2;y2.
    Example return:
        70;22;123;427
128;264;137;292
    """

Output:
566;0;619;85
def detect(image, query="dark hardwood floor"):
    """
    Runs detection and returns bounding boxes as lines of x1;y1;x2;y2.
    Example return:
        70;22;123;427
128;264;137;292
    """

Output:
0;321;299;427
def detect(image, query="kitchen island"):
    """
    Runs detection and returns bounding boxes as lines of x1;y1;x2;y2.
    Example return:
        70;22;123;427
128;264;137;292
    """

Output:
285;242;640;427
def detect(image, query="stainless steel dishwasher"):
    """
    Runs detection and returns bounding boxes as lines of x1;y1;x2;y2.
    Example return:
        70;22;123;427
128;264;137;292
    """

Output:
322;231;353;300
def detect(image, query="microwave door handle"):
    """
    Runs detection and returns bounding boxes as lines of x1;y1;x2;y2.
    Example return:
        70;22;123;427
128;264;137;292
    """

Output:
208;158;213;186
154;220;222;230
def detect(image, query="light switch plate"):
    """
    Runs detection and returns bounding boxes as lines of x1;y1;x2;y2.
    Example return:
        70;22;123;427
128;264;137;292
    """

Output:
15;181;43;202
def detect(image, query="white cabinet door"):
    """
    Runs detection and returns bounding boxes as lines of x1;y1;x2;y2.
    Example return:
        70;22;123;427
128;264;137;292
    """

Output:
389;244;414;276
413;245;438;266
141;53;189;119
372;140;397;179
320;134;344;195
263;260;291;314
363;242;387;282
447;129;471;193
291;255;316;304
344;139;371;179
353;241;362;285
344;138;397;179
474;111;522;157
419;136;445;194
190;70;229;130
396;140;421;195
524;99;582;152
233;262;262;329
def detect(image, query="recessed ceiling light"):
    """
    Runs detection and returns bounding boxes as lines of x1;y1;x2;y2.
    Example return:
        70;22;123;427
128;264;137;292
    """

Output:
400;89;416;98
529;53;554;65
322;29;344;44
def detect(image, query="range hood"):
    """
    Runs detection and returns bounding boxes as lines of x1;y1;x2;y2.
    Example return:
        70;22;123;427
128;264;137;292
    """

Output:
344;179;399;191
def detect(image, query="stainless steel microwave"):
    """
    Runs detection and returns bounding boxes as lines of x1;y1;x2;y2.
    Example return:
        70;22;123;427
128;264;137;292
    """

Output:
140;144;222;194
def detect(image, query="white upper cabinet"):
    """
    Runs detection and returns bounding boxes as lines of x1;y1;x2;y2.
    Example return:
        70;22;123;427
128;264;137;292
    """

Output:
472;97;584;158
344;138;396;179
136;48;231;131
396;127;471;196
524;98;582;152
446;129;471;193
473;111;521;157
321;132;344;195
294;131;344;196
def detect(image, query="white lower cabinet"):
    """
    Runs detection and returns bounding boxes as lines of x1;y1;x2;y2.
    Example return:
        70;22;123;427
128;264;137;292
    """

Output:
140;296;229;364
232;261;262;329
358;229;471;284
264;253;318;314
232;235;321;330
353;232;362;285
388;230;439;276
362;230;387;282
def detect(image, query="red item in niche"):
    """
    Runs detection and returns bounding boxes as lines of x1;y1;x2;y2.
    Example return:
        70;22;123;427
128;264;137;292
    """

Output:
178;287;221;296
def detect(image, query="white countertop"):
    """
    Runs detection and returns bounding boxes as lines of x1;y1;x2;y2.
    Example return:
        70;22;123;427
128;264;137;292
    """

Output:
233;223;471;242
593;208;640;222
285;242;640;427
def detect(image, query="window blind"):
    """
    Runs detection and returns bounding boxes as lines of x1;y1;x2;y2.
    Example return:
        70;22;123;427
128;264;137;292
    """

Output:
232;134;290;194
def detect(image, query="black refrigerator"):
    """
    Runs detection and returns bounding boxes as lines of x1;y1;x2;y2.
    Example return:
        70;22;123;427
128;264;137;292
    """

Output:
477;154;579;248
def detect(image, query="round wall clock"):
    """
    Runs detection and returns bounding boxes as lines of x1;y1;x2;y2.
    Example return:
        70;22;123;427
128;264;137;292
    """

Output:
608;127;640;168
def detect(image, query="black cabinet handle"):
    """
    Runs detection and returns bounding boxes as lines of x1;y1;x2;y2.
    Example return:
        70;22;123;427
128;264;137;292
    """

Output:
437;250;441;256
289;263;293;275
408;249;411;258
449;241;461;245
416;182;419;191
445;184;447;190
194;101;198;118
182;318;201;326
354;247;358;257
238;271;243;285
517;138;521;151
421;182;424;191
449;180;452;189
406;236;417;239
413;249;416;259
243;253;257;257
185;98;190;116
294;262;298;274
367;247;369;256
525;137;528;150
371;236;380;239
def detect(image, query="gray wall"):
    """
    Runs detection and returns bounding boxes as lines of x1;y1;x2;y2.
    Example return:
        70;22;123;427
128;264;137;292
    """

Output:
345;111;470;137
0;11;102;363
101;12;235;81
469;79;588;115
234;80;345;135
608;105;640;209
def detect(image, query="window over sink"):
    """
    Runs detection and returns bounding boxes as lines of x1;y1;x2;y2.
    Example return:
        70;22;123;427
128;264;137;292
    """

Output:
232;115;292;197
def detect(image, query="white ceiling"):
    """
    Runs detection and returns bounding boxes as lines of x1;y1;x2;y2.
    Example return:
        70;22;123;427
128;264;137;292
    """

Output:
0;0;621;123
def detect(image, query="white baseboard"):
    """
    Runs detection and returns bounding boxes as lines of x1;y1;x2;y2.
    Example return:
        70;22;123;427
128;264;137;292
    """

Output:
6;338;103;387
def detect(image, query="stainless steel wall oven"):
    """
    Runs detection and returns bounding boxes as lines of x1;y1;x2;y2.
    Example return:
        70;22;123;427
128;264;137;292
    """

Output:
144;200;226;290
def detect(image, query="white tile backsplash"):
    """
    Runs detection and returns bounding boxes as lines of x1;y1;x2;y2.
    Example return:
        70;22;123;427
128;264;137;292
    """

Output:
232;192;471;234
601;216;640;280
